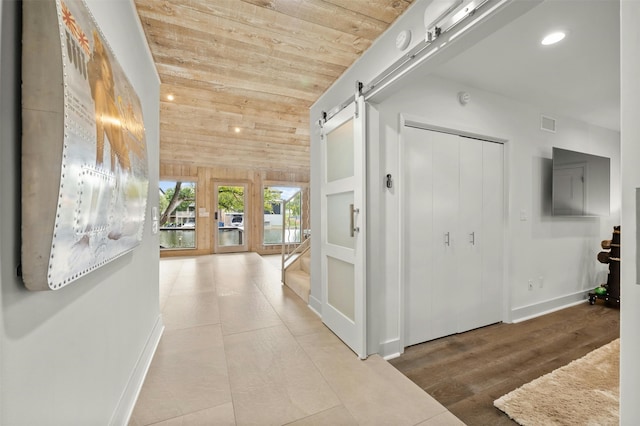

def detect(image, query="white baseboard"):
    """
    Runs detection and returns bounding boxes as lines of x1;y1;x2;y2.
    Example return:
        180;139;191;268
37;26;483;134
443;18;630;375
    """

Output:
511;290;590;323
109;315;164;426
308;294;322;317
383;352;402;361
379;338;402;360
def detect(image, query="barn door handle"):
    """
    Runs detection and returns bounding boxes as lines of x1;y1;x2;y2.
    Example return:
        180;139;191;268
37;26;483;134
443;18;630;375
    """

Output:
470;232;475;245
350;204;360;237
444;232;450;246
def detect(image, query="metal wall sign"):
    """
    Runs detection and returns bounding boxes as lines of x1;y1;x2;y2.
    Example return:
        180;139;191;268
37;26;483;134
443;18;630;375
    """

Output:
21;0;149;290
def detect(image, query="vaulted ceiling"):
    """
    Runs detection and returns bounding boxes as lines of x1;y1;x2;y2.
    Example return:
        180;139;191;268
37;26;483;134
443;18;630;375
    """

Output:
133;0;415;173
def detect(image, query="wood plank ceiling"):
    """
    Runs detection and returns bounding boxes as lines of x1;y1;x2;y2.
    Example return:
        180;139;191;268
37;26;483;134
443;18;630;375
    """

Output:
133;0;415;173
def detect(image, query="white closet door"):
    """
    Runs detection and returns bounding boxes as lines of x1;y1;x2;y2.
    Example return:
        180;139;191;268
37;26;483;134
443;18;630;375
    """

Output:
403;127;435;345
481;142;504;325
403;128;459;345
430;132;460;340
403;124;504;347
457;137;484;333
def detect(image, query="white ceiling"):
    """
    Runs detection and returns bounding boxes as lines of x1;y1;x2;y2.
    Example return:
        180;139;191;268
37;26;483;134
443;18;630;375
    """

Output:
431;0;620;131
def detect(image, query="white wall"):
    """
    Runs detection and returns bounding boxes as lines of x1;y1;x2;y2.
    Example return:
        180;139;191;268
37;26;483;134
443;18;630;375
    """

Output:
0;1;161;424
310;0;621;357
374;75;620;355
620;1;640;423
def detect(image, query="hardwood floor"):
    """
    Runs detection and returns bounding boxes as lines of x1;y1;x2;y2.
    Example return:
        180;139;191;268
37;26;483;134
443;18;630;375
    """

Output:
389;302;620;425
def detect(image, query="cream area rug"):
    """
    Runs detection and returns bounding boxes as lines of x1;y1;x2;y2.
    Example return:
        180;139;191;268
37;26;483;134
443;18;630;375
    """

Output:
494;339;619;425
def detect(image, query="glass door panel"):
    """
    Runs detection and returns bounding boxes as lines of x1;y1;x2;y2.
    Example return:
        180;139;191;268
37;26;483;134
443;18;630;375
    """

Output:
327;256;355;321
214;182;249;253
158;180;197;250
326;119;354;182
263;185;302;245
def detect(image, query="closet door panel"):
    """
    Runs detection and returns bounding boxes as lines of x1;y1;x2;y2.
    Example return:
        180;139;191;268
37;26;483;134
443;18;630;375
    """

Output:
457;137;484;332
430;132;459;339
404;127;435;346
403;125;505;348
482;142;504;325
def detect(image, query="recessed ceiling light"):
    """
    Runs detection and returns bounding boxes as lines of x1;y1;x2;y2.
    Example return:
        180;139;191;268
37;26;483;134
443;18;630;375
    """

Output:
541;31;566;46
167;94;175;101
234;127;241;133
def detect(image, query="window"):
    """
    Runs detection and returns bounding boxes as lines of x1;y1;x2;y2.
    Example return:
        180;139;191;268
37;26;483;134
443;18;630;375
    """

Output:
159;180;196;249
263;186;301;245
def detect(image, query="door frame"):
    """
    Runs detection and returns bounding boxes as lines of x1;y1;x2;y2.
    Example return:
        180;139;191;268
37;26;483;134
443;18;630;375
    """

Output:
397;114;510;352
212;180;251;254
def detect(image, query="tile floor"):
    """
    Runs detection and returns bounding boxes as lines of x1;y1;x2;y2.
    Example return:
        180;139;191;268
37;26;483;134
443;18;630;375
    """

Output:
129;253;463;425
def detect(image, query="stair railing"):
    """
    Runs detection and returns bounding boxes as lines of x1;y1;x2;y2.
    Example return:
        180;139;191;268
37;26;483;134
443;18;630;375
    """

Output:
281;188;310;281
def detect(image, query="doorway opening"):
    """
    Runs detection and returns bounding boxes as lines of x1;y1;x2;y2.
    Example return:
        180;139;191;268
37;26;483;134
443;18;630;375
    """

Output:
213;182;249;253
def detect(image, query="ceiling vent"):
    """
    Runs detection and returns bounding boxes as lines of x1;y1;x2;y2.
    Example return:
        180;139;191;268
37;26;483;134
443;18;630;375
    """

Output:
541;115;556;133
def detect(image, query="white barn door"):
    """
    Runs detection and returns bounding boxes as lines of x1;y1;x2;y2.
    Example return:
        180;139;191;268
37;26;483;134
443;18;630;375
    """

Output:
320;97;367;359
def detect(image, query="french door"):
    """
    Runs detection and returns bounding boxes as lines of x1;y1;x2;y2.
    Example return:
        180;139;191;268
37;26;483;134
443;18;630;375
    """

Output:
320;97;367;359
213;182;249;253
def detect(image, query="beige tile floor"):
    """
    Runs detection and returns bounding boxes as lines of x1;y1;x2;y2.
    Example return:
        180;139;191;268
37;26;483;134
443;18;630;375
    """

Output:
129;253;463;426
